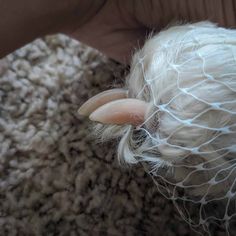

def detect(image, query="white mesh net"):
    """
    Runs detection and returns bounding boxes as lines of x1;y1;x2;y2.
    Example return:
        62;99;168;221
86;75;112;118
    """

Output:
111;22;236;235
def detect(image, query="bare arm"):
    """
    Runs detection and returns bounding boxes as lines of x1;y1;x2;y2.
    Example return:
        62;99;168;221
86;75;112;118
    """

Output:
0;0;235;63
71;0;236;63
0;0;104;58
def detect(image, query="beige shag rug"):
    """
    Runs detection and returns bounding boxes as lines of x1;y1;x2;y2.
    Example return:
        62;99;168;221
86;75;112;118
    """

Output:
0;35;224;236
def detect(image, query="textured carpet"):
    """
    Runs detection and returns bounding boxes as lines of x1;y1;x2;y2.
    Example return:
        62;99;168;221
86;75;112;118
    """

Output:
0;35;222;236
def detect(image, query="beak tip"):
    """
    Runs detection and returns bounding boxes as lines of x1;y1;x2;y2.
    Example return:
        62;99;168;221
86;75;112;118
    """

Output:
78;89;128;118
77;105;90;116
77;108;85;116
77;109;85;116
89;111;100;122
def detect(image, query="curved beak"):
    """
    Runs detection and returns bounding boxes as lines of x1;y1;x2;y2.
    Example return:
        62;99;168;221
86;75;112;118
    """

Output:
78;88;148;126
78;88;128;116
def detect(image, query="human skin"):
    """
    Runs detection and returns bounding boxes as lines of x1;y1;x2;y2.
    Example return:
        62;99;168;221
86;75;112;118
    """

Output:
0;0;235;64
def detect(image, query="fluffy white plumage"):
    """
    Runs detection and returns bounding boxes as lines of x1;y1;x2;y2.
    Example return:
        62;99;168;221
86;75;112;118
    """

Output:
98;22;236;173
82;22;236;233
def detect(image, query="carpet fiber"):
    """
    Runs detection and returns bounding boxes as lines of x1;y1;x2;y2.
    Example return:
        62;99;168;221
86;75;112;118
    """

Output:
0;35;219;236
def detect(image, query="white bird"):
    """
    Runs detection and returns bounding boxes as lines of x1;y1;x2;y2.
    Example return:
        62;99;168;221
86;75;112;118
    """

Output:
79;22;236;234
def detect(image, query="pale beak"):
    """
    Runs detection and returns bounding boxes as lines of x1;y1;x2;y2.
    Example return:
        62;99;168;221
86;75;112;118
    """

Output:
89;98;148;126
78;88;128;116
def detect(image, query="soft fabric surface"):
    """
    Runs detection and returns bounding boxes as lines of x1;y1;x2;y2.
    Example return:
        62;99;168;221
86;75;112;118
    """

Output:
0;35;223;236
